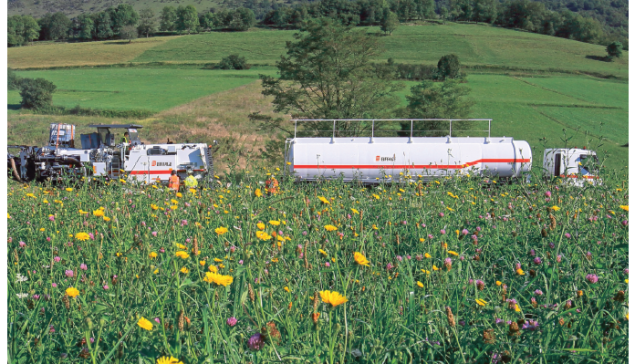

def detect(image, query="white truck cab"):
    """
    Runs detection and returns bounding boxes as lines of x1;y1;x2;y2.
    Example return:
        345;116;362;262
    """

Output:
543;148;600;187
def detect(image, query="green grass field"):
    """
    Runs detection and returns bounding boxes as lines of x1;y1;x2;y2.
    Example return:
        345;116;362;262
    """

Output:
132;24;628;77
9;67;277;112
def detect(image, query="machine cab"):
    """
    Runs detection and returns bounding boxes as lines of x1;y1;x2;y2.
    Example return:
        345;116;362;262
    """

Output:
543;148;600;186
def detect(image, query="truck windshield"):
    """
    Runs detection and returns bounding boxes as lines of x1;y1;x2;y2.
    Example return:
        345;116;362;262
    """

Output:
579;155;598;175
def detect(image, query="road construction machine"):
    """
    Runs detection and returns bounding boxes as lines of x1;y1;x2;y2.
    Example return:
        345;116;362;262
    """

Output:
8;123;214;185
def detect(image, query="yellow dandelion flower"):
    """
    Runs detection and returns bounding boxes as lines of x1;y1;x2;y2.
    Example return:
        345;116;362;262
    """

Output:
551;206;561;211
620;205;629;211
516;268;525;276
180;267;189;274
417;281;424;288
156;356;183;364
354;252;370;267
75;232;90;241
319;290;347;307
496;281;502;286
476;299;488;306
424;253;431;259
319;249;327;256
448;250;459;256
103;216;111;222
318;196;330;204
215;226;228;235
175;251;190;259
137;317;153;331
269;220;281;226
93;209;104;217
324;225;337;232
209;265;218;273
203;272;233;286
257;222;265;230
65;287;80;298
351;208;359;214
149;252;158;259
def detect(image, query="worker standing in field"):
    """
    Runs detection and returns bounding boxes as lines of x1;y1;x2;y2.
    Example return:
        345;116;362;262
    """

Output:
122;132;130;144
184;170;198;190
265;175;279;195
168;170;180;191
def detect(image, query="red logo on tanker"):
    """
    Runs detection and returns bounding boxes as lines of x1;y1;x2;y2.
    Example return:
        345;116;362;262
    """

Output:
376;154;396;162
151;161;156;166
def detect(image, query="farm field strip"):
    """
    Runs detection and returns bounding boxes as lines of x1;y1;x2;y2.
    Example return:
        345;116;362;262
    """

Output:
7;37;178;69
10;68;277;112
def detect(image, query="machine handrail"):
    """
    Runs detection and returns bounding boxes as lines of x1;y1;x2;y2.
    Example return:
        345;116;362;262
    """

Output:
291;119;492;140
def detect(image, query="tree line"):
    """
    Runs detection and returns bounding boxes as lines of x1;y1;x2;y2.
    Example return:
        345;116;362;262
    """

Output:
7;4;257;46
7;0;627;48
260;0;622;46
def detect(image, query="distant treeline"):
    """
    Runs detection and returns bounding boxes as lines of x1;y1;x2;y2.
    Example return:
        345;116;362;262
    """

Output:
7;0;628;48
7;3;257;46
260;0;626;47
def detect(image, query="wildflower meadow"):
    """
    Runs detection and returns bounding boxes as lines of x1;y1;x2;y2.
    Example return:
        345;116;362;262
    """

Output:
7;169;629;363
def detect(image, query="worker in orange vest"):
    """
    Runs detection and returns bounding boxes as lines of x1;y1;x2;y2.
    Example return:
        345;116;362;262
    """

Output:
265;175;279;195
168;170;180;191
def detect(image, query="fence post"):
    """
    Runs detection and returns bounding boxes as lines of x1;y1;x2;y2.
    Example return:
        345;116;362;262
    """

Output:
408;120;413;143
371;120;375;143
330;119;336;144
449;119;452;137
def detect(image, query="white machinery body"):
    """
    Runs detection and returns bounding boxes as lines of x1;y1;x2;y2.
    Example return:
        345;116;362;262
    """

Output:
543;148;600;187
11;124;214;185
286;136;532;183
123;143;211;184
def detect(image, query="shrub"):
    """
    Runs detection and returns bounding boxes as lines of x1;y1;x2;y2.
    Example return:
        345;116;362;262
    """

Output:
8;68;22;90
19;77;56;109
217;54;250;70
606;41;623;61
437;54;461;80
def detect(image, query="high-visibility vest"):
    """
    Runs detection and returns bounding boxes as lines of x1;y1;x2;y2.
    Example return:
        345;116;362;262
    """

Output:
265;178;279;195
168;175;180;190
184;175;198;188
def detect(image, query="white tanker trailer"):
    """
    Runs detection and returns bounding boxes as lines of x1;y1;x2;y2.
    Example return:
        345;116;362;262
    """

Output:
284;119;599;185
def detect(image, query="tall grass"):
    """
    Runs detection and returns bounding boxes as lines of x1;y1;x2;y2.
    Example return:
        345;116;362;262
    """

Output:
7;163;629;363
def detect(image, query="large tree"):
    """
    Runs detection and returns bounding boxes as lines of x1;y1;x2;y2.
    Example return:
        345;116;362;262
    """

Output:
380;9;399;35
109;4;139;37
177;5;200;34
75;14;94;41
260;18;403;136
400;79;474;136
160;6;178;31
137;8;157;38
39;12;71;40
94;11;113;40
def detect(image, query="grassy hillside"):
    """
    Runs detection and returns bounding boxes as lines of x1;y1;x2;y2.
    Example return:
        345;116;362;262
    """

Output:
8;67;276;112
133;24;629;77
7;37;177;70
9;23;629;77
